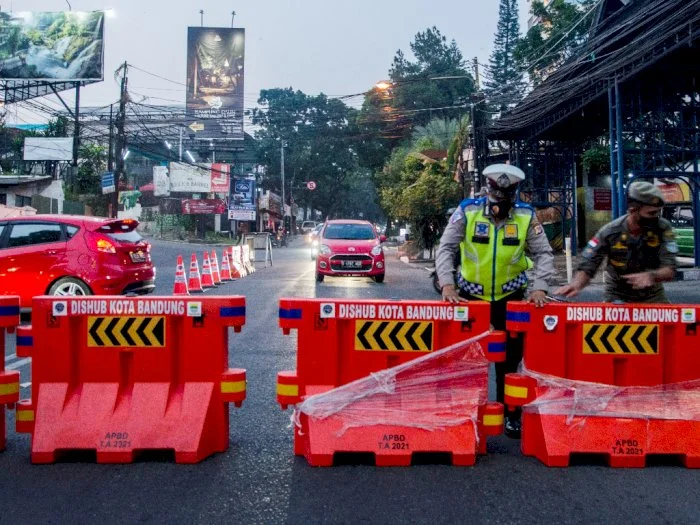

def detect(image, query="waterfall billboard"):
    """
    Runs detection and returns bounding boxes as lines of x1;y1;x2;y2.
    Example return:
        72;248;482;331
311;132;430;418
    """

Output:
0;11;105;81
186;27;245;141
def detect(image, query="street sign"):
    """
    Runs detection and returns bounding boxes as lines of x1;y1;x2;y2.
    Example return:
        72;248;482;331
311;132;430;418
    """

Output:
101;172;115;195
306;181;317;190
189;122;205;132
228;209;256;221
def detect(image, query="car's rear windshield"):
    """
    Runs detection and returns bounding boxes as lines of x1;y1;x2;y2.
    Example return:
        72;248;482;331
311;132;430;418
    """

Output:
106;231;143;244
324;224;375;240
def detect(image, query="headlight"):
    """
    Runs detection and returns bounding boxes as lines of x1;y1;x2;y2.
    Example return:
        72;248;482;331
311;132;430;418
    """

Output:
319;244;331;255
312;239;319;247
371;245;383;256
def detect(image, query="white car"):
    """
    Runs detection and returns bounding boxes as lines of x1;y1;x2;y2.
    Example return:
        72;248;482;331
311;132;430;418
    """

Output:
301;221;318;234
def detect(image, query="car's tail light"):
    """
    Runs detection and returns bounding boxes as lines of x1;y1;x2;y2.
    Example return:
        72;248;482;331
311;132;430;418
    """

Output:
95;238;116;254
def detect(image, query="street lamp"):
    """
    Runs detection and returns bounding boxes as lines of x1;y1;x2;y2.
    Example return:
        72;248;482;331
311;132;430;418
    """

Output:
375;80;393;91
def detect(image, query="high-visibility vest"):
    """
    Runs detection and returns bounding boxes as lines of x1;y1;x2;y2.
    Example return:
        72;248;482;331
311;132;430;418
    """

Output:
459;199;534;301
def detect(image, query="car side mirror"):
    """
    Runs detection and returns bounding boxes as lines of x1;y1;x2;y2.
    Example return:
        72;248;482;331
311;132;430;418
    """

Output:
379;235;387;243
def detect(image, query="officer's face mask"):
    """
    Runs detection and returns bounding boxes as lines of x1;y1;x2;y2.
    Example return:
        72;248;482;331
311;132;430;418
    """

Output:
487;180;518;219
636;205;662;229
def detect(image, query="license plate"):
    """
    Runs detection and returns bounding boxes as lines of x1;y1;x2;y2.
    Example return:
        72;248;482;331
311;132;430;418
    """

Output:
130;251;147;263
342;260;363;269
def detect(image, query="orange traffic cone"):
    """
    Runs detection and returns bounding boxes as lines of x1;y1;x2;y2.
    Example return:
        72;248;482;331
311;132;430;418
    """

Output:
201;251;215;288
219;249;233;281
173;255;189;295
210;250;222;285
188;253;204;292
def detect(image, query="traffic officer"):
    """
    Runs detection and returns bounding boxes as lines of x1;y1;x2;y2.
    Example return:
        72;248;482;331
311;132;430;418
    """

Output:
436;163;556;438
555;181;678;303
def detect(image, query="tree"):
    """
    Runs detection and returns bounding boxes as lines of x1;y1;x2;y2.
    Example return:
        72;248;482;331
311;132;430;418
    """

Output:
252;88;366;219
484;0;525;113
355;27;475;170
514;0;597;85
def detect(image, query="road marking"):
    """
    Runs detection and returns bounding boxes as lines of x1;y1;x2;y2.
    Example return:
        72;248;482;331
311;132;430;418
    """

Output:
6;357;31;370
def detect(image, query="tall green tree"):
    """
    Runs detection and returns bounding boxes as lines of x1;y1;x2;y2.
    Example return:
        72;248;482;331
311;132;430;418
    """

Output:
355;27;474;171
485;0;525;113
514;0;597;84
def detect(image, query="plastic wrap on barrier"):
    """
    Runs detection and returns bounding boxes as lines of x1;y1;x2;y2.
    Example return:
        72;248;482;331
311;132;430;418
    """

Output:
521;366;700;422
294;332;491;436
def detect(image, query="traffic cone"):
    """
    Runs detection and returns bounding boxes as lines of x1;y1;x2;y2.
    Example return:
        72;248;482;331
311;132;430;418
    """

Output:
172;255;189;295
210;250;222;285
201;251;215;288
188;253;204;292
219;249;233;281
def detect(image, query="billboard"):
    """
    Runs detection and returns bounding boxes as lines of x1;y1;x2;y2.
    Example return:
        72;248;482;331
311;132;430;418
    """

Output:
181;199;226;215
210;163;230;193
229;177;256;219
168;162;211;193
0;11;105;81
186;27;245;141
153;165;170;197
23;137;74;160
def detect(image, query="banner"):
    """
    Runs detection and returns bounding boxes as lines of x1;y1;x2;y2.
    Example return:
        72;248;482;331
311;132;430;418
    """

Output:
211;163;230;193
169;162;211;193
0;11;105;80
186;27;245;141
23;137;74;161
181;199;226;215
153;165;170;197
228;209;256;221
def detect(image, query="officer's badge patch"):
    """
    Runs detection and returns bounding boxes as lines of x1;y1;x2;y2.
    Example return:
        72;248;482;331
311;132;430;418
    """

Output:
612;241;627;251
504;224;518;239
667;241;679;254
646;231;659;248
587;238;599;249
475;222;490;237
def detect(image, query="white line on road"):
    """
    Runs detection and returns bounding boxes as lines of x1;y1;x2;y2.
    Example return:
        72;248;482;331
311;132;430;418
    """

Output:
6;357;30;370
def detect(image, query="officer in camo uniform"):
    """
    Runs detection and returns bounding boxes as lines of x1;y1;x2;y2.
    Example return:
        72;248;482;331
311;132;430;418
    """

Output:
436;164;556;438
556;181;678;303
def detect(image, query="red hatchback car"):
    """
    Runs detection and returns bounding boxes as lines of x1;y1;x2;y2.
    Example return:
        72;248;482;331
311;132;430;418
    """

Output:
0;215;155;308
315;220;386;283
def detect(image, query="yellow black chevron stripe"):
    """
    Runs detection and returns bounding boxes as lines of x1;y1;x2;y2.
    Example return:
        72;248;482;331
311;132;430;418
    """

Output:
87;316;166;347
582;323;658;355
354;320;433;352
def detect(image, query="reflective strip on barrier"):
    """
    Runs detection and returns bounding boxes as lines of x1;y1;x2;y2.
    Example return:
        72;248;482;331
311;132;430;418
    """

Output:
583;324;659;355
279;308;303;320
0;382;19;396
220;306;246;317
488;341;506;353
0;305;20;316
277;383;299;397
504;384;529;399
221;381;246;394
483;414;504;426
354;320;433;352
506;311;530;323
17;335;33;347
16;409;34;422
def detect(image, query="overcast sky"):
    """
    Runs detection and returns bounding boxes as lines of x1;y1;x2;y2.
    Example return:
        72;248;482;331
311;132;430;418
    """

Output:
7;0;532;123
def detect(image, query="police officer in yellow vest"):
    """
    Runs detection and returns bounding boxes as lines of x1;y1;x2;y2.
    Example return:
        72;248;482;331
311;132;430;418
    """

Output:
436;164;556;437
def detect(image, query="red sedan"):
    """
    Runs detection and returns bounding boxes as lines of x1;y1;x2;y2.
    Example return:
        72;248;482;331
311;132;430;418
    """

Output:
0;215;155;308
315;220;386;283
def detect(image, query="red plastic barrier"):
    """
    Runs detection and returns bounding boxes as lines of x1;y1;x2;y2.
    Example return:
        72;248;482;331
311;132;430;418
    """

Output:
506;302;700;467
0;297;20;451
16;296;246;464
278;298;505;466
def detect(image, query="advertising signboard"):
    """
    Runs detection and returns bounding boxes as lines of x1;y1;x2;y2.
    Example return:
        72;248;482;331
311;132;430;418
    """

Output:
229;176;256;221
186;27;245;141
153;165;170;197
101;172;115;195
23;137;74;161
210;163;230;193
181;199;226;215
169;162;211;193
0;11;105;80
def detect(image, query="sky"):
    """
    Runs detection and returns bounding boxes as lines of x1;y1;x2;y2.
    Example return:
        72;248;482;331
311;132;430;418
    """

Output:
6;0;533;123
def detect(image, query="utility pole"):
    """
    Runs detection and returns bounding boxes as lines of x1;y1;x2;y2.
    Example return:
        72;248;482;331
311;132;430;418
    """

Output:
473;57;480;90
72;83;80;167
281;141;286;228
107;103;114;171
231;11;236;27
113;61;128;219
199;9;204;26
179;127;183;161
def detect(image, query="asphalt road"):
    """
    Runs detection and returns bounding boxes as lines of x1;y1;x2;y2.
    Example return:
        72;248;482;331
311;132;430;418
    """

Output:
2;236;700;524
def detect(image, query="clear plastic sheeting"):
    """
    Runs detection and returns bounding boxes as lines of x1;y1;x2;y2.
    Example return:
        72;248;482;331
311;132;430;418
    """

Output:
294;332;492;436
521;366;700;423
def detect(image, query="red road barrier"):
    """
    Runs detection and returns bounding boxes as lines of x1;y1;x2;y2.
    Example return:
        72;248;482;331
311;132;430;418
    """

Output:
278;298;505;466
16;296;247;464
506;302;700;467
0;296;20;451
